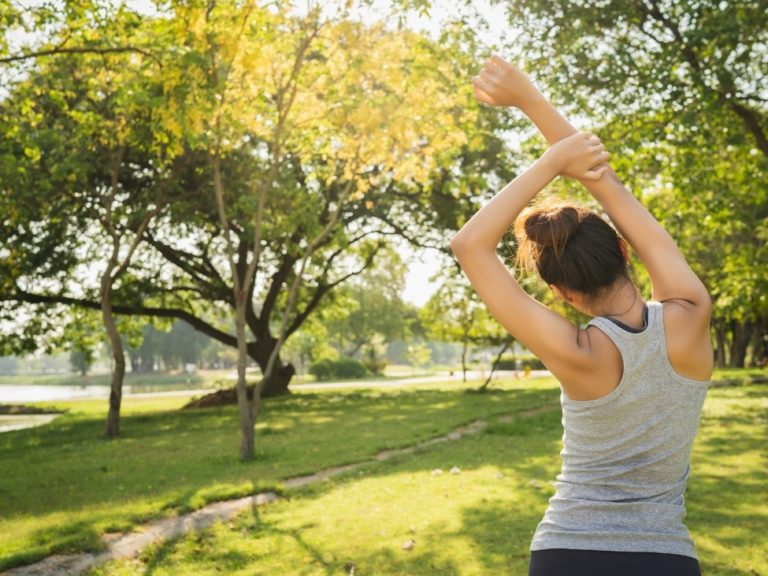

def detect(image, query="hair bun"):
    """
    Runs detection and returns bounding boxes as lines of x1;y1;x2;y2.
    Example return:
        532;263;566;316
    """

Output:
522;205;581;254
512;201;628;295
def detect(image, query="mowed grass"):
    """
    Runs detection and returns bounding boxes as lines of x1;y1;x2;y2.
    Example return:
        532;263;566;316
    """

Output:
2;372;765;575
0;377;557;571
87;381;767;576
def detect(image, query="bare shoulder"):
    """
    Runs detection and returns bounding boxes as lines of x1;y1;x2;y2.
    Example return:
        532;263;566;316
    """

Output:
660;298;713;381
556;324;623;401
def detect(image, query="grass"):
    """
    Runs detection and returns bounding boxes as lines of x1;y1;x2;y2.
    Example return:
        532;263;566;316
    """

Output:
84;381;767;576
712;367;767;386
1;370;765;575
0;377;557;571
1;364;761;389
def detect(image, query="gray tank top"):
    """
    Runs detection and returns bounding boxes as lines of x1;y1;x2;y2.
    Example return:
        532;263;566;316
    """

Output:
530;300;711;559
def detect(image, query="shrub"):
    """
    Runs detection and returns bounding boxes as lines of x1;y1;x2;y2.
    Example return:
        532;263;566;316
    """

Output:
362;356;387;376
491;355;546;370
493;355;518;370
309;357;370;381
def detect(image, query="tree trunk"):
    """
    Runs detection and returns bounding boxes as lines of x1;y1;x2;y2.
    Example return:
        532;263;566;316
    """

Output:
479;336;513;392
714;317;728;368
752;315;768;368
260;362;295;397
128;349;140;373
101;274;125;439
728;320;754;368
251;336;295;397
234;300;255;461
180;332;296;410
461;340;468;383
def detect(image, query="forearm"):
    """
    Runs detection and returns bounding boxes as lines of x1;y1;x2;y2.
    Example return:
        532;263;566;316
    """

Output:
519;95;708;303
575;173;708;301
521;96;621;195
521;96;578;145
451;154;558;252
519;96;651;252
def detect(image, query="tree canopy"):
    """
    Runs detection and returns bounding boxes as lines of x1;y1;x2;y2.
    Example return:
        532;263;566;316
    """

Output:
0;0;519;396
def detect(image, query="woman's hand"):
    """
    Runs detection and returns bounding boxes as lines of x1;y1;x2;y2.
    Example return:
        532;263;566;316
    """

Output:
544;132;610;181
471;55;543;109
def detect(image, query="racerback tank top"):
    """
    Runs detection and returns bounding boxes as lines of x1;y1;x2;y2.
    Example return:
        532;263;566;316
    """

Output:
529;300;712;559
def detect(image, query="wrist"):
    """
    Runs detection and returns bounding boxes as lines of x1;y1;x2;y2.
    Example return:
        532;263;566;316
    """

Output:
519;90;548;114
539;147;563;178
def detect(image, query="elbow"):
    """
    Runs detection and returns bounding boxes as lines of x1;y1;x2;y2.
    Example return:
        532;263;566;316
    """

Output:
450;232;496;258
698;287;713;315
450;230;486;255
450;233;470;256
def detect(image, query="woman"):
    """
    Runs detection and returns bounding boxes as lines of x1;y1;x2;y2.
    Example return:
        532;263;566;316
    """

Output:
450;56;712;576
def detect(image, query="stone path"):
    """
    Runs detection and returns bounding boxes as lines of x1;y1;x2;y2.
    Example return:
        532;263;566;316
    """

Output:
2;404;556;576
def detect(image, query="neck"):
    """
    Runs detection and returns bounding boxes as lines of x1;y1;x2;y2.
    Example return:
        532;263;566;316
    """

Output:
594;279;644;324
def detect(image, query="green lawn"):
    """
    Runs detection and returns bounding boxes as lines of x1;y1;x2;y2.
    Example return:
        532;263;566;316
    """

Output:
84;380;766;576
711;367;767;385
1;373;765;575
0;377;556;571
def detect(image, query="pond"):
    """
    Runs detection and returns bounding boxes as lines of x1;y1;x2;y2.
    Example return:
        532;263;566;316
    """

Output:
0;383;213;404
0;413;62;433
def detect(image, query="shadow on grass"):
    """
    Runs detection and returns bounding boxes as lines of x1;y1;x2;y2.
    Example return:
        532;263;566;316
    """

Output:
230;389;764;576
250;407;563;575
50;382;765;576
0;518;105;572
0;385;559;571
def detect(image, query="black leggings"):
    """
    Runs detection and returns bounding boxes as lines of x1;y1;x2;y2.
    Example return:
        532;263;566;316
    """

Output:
528;548;702;576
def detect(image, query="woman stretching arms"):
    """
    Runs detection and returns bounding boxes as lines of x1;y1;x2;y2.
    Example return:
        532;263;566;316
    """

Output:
449;56;713;576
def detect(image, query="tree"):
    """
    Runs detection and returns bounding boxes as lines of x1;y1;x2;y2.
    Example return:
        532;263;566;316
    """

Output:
1;2;175;436
420;268;509;382
320;245;410;359
502;0;768;366
1;1;516;457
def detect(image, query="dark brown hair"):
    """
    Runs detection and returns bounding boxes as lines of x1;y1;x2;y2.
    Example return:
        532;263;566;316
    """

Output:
514;201;629;297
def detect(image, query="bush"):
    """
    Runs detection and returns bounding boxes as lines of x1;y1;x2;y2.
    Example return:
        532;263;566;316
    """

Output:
309;357;370;381
493;355;518;370
491;355;546;370
362;356;387;376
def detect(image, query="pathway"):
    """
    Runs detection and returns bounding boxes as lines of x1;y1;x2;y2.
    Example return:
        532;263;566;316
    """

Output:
2;404;557;576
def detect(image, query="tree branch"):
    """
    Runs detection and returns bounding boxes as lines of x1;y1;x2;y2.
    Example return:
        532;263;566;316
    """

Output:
0;46;160;65
4;290;239;347
285;240;386;337
143;232;230;301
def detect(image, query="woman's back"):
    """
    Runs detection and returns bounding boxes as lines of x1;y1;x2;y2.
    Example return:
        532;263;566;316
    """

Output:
530;301;712;559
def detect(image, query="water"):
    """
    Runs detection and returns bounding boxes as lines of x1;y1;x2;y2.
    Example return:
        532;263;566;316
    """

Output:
0;413;61;433
0;383;214;403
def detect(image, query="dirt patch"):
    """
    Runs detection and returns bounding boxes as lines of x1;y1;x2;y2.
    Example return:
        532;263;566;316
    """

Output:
181;385;256;409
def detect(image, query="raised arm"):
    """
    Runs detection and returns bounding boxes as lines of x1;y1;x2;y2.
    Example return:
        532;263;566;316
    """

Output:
450;132;609;381
471;56;712;314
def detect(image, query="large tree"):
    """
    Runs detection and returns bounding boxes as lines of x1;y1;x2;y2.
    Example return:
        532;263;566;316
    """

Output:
1;2;177;436
502;0;768;366
1;1;517;410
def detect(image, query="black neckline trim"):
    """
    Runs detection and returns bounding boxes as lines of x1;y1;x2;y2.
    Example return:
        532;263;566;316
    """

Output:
605;302;649;333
